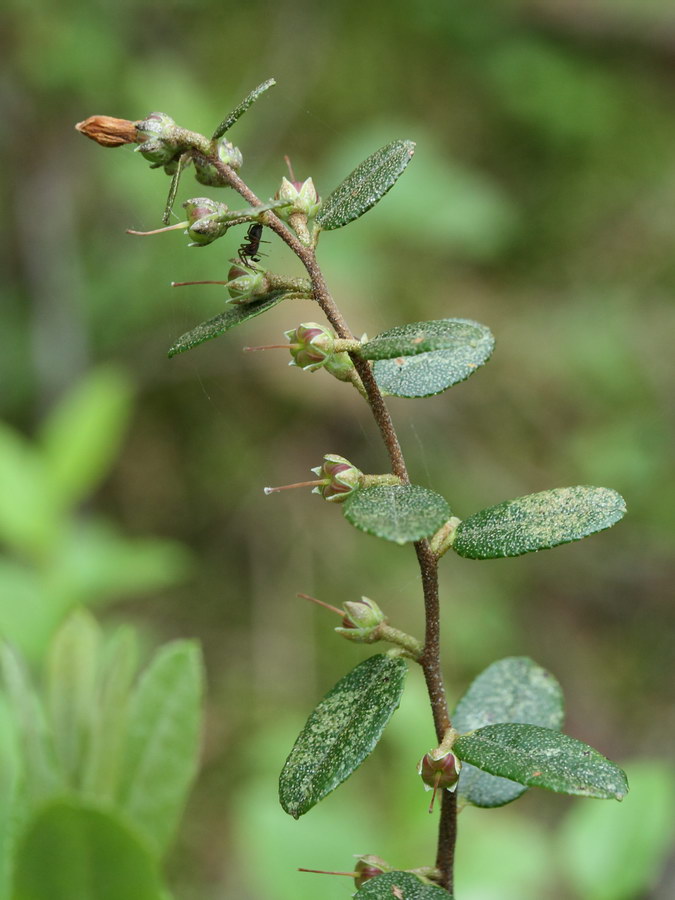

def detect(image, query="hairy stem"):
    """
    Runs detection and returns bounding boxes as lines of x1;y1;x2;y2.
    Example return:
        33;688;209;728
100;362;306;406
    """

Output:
211;155;456;889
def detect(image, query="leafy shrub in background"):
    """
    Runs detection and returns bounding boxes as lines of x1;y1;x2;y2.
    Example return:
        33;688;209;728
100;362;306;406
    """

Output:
72;79;635;898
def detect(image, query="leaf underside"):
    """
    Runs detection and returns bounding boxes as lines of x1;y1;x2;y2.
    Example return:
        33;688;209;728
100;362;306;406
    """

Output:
211;78;276;141
316;139;415;230
168;292;287;357
279;654;407;819
372;319;494;398
452;485;626;559
453;656;564;808
355;872;453;898
453;723;628;800
343;484;451;544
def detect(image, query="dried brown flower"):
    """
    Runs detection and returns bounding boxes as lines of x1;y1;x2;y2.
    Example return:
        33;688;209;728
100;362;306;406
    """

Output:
75;116;139;147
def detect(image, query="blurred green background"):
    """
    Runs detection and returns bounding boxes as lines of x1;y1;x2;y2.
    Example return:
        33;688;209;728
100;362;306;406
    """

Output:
2;0;674;897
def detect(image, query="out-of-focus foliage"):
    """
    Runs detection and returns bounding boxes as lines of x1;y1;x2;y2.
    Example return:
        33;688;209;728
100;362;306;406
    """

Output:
2;0;674;897
0;612;203;899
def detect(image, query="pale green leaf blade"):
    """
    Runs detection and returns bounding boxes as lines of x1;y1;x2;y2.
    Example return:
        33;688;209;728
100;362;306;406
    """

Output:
453;657;564;808
118;642;204;855
361;318;491;361
279;654;407;818
82;626;139;801
452;486;626;559
40;368;134;510
453;724;628;800
45;611;102;787
372;319;494;398
211;78;276;140
168;292;287;357
355;872;453;898
11;800;164;900
343;484;451;544
0;645;63;810
316;140;415;230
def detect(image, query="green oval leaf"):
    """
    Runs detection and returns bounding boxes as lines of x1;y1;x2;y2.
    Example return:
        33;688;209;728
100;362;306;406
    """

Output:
453;723;628;800
279;654;407;818
355;872;453;898
452;486;626;559
316;140;415;230
453;657;564;808
168;292;287;357
211;78;276;140
343;485;451;545
372;319;494;398
12;800;164;900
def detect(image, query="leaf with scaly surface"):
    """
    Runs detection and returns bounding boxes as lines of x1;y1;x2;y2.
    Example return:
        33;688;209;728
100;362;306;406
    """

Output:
168;292;287;357
453;723;628;800
372;319;494;398
343;484;451;544
316;140;415;230
211;78;276;141
279;654;407;818
354;871;453;898
453;657;564;808
452;486;626;559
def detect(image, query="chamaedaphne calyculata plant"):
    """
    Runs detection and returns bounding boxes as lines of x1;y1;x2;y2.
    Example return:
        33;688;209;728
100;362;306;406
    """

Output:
77;78;628;897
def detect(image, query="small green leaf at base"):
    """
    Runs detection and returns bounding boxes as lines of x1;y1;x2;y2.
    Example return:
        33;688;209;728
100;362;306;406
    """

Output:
372;319;494;398
453;723;628;801
316;140;415;230
343;485;451;545
354;872;453;898
168;292;287;357
279;654;407;819
453;657;564;808
452;486;626;559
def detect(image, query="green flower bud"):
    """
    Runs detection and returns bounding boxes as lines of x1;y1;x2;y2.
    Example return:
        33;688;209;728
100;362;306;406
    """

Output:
335;597;386;643
275;176;321;219
135;137;178;168
418;750;461;793
225;263;268;304
284;322;335;371
310;454;362;503
135;112;176;141
324;350;357;383
182;198;231;246
194;138;243;186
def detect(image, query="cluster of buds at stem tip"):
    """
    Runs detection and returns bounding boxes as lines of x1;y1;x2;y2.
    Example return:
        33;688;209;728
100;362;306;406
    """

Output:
418;734;461;812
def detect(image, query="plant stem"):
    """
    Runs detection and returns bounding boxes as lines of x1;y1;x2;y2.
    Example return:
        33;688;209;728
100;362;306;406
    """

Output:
210;156;457;891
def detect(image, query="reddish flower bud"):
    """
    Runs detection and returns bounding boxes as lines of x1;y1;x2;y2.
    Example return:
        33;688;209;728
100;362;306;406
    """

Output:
284;322;335;371
418;750;461;792
225;263;268;304
310;454;362;502
354;856;391;888
275;176;321;219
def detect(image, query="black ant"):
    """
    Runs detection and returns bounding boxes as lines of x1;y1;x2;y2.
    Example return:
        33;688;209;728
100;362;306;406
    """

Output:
237;223;268;270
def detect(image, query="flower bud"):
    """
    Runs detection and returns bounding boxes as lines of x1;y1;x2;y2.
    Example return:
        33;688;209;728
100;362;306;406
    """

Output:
284;322;335;371
134;112;176;141
335;597;386;643
226;263;268;304
181;198;231;246
324;351;357;383
310;454;362;503
75;116;138;147
354;856;390;888
135;137;179;168
194;138;243;186
275;176;321;219
418;750;461;793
